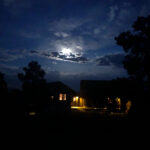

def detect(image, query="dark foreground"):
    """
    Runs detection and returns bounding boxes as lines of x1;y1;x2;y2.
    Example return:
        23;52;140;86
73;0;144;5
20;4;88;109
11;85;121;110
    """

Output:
2;108;149;148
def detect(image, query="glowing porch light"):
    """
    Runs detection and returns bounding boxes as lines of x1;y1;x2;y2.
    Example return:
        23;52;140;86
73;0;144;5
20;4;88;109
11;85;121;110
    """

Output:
76;96;79;100
115;97;121;110
72;96;86;108
73;96;79;102
125;100;132;113
116;97;121;104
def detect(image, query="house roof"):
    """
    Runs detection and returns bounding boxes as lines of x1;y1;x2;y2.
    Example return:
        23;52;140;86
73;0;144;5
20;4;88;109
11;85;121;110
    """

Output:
47;81;76;95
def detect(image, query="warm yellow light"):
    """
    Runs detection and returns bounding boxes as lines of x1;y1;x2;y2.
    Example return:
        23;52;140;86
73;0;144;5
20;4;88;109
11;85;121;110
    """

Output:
71;106;86;109
72;96;86;108
63;94;66;100
59;93;63;101
73;96;79;102
125;100;132;113
104;107;107;110
29;112;36;116
59;93;66;101
73;97;76;101
115;97;122;110
76;96;79;100
115;97;121;105
79;97;86;107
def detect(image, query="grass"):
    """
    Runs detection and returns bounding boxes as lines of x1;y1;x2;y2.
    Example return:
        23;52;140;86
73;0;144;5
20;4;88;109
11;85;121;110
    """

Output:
3;108;147;148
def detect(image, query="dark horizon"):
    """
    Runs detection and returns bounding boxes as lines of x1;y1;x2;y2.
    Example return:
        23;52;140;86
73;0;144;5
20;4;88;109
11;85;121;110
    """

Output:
4;68;129;92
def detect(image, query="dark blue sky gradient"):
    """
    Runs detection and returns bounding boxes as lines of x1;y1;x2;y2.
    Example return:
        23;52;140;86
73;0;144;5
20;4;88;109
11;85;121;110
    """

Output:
0;0;150;91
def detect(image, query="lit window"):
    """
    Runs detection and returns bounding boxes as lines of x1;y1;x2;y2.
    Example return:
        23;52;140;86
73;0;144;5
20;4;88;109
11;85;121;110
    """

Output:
73;97;76;102
59;93;66;101
59;93;63;100
63;94;66;100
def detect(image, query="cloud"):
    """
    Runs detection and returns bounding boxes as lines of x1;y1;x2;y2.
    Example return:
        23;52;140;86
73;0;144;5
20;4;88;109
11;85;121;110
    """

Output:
50;52;59;57
44;1;150;54
50;36;84;54
29;50;88;63
0;63;19;72
65;56;88;63
108;5;118;21
30;50;38;54
49;51;88;63
48;18;88;33
139;3;150;16
47;18;107;52
0;47;88;64
45;70;60;82
1;0;149;67
95;53;125;67
54;32;70;38
0;49;26;62
114;2;138;27
46;16;123;53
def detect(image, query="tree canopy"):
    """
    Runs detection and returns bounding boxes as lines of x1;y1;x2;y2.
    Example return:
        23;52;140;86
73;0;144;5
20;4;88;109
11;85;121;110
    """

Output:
0;72;7;92
18;61;46;85
18;61;47;104
115;15;150;85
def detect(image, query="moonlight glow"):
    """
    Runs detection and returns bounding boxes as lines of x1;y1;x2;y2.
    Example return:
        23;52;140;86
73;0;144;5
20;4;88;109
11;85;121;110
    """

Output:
61;48;72;55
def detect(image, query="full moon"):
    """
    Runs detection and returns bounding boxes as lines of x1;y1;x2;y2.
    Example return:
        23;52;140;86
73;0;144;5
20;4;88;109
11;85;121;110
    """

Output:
61;48;72;55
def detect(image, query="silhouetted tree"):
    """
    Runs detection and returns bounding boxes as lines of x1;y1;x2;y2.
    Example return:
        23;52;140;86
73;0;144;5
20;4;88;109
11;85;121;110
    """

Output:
115;15;150;116
0;72;9;121
18;61;46;86
115;15;150;87
18;61;47;106
0;72;7;92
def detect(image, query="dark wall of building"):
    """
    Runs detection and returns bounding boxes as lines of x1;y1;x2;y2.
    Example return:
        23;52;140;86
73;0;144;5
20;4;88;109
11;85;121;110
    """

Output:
47;81;76;101
80;80;139;108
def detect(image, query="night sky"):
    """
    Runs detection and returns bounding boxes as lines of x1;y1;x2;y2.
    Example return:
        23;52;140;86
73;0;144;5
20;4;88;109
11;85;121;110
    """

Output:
0;0;150;91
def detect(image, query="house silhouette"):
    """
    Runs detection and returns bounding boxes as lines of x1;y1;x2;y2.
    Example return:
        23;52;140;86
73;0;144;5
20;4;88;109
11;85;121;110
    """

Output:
80;79;138;111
